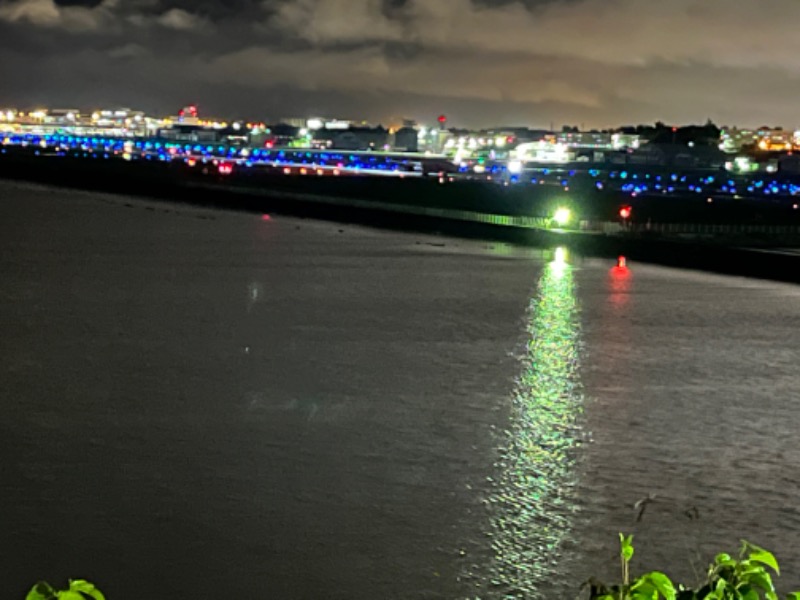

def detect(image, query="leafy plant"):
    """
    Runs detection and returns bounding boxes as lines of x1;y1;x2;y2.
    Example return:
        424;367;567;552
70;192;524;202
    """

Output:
588;535;800;600
25;579;105;600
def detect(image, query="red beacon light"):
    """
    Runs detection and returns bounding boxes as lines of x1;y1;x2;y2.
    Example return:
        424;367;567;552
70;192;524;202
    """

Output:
617;256;627;268
619;205;632;220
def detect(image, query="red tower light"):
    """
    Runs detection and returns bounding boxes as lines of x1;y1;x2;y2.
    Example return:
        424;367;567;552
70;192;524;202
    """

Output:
438;114;447;124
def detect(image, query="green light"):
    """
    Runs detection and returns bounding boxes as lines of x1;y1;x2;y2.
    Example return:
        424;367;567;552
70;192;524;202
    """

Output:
553;208;571;227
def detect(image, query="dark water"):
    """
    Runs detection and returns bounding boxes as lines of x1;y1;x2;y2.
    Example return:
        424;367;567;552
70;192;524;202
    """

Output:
1;181;799;599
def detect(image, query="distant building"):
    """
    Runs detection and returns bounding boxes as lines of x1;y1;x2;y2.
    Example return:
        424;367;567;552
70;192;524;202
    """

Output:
157;124;223;143
626;143;727;169
315;126;389;151
719;128;758;153
393;127;418;152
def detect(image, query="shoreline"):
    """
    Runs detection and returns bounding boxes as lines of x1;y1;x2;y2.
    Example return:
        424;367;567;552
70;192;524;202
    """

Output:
2;151;800;285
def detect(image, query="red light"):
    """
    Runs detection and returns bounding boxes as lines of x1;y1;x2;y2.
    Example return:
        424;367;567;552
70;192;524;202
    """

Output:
617;256;627;268
218;163;233;175
619;206;632;219
187;158;196;167
283;167;291;175
438;114;447;123
261;214;271;221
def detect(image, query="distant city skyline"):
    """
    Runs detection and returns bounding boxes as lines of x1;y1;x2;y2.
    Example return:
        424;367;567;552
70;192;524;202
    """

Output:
2;0;800;129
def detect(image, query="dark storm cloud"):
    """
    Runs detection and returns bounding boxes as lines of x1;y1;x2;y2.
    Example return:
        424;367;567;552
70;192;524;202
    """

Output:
1;0;800;128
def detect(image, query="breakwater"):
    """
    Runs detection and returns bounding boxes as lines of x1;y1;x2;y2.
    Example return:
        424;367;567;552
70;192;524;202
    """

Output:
2;147;800;285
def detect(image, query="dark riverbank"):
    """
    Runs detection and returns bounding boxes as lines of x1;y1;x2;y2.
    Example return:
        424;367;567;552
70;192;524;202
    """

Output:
2;149;800;285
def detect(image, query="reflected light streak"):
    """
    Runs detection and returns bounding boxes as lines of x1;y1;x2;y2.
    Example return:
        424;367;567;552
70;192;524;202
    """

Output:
610;259;633;310
486;250;584;597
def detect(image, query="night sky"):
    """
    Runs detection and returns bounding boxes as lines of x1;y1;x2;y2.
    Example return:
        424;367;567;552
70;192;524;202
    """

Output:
1;0;798;128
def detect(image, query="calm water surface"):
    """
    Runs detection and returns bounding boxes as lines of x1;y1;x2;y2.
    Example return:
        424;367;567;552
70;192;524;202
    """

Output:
1;181;799;599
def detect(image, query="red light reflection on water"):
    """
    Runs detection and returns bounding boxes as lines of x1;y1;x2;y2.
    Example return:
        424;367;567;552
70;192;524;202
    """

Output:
261;214;271;221
609;257;632;309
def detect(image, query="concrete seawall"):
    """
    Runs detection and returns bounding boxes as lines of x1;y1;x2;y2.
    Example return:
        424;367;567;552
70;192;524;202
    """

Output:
2;150;800;285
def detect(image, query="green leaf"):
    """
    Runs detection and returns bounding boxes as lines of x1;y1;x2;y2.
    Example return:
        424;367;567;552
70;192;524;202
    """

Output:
620;533;635;561
740;587;760;600
715;553;732;565
646;572;676;600
747;570;776;593
631;579;657;597
26;582;57;600
749;549;780;575
68;580;106;600
56;592;86;600
786;593;800;600
714;578;728;595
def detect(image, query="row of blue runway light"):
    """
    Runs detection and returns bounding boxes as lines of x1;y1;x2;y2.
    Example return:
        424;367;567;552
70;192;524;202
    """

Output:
3;132;800;202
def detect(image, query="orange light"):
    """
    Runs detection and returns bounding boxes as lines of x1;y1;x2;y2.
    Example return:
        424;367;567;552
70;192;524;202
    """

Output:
300;168;308;175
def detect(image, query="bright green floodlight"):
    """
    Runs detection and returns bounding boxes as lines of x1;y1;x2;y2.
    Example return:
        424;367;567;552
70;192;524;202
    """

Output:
553;207;571;227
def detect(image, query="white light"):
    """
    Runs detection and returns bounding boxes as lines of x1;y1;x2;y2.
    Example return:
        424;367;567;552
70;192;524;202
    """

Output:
307;118;323;130
299;128;309;137
507;160;523;174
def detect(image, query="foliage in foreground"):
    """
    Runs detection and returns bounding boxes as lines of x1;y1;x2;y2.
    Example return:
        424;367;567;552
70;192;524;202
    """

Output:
25;579;105;600
588;534;800;600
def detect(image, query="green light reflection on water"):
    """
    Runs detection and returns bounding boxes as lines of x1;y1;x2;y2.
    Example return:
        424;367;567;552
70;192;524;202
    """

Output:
485;248;584;598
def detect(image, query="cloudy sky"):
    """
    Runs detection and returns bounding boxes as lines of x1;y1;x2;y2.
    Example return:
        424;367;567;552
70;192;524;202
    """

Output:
0;0;798;128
